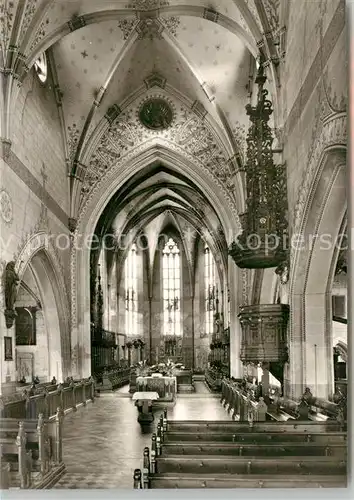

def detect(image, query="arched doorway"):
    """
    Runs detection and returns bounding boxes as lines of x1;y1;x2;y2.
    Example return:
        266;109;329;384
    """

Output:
14;249;66;383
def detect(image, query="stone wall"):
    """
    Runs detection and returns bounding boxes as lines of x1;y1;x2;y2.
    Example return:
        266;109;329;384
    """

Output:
0;65;71;392
283;0;346;215
281;0;346;399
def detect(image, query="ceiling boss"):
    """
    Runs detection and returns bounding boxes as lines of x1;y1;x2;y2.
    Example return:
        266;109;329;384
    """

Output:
139;98;174;130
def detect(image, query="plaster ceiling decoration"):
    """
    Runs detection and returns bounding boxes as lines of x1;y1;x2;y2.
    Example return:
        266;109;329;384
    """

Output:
0;0;17;59
148;16;252;129
17;0;40;47
52;19;129;160
126;0;170;9
262;0;280;34
83;91;238;208
27;2;87;54
53;12;253;167
0;188;13;224
138;97;174;130
86;35;224;136
3;0;261;179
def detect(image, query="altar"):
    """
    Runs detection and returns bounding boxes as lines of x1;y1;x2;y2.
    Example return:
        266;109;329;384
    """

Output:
136;375;177;402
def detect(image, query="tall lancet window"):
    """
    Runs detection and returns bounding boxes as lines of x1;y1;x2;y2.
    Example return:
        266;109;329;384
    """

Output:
163;238;181;336
205;245;216;335
125;243;138;335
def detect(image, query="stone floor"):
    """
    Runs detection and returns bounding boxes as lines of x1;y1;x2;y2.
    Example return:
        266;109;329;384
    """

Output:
53;382;230;489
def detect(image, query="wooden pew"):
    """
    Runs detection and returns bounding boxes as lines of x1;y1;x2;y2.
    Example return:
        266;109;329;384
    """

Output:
0;422;32;488
0;414;50;476
0;407;64;466
0;409;65;489
161;442;347;458
153;455;346;475
146;473;347;488
162;431;347;444
164;420;343;433
135;411;347;489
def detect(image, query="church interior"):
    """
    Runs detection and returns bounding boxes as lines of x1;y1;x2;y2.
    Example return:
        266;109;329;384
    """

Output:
0;0;348;490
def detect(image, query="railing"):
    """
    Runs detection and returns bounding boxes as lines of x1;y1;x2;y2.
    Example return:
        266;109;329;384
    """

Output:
0;378;95;420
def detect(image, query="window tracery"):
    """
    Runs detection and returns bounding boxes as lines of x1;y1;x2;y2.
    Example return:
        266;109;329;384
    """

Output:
162;238;181;336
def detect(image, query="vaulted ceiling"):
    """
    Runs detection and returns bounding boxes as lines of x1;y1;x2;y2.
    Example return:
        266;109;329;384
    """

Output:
95;163;228;280
2;0;281;249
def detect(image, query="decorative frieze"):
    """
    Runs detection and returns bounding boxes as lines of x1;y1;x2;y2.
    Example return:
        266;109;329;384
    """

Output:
126;0;169;10
81;94;238;215
135;18;164;39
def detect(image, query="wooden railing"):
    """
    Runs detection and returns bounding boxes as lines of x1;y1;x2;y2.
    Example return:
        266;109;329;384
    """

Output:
0;378;95;420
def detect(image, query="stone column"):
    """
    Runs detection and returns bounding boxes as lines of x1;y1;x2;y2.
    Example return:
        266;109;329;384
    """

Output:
229;263;242;378
288;291;334;400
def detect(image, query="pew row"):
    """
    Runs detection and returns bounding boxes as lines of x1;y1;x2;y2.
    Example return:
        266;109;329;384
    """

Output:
164;420;344;433
153;455;346;475
0;378;95;420
0;410;65;489
161;442;347;457
220;379;346;425
134;410;347;489
134;470;346;489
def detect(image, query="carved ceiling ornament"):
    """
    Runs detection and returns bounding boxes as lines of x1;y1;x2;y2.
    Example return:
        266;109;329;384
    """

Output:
126;0;170;10
139;97;174;130
0;189;13;224
79;92;241;221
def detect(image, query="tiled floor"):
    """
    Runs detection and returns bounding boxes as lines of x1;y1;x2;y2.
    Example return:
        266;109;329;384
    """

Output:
53;383;230;489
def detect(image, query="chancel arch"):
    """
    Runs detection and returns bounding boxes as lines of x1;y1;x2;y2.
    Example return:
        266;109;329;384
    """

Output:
289;150;346;399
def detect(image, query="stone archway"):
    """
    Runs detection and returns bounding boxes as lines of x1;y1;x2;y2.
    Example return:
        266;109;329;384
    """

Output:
14;234;71;380
289;148;346;399
71;147;242;378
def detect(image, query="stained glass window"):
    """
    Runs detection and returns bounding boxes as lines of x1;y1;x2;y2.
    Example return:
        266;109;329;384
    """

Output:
162;238;181;336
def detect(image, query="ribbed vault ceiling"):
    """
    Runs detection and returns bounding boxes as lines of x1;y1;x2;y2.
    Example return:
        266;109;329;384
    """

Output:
95;163;228;276
2;0;281;230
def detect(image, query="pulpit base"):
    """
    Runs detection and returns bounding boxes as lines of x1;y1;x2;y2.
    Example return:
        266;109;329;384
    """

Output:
137;412;154;424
